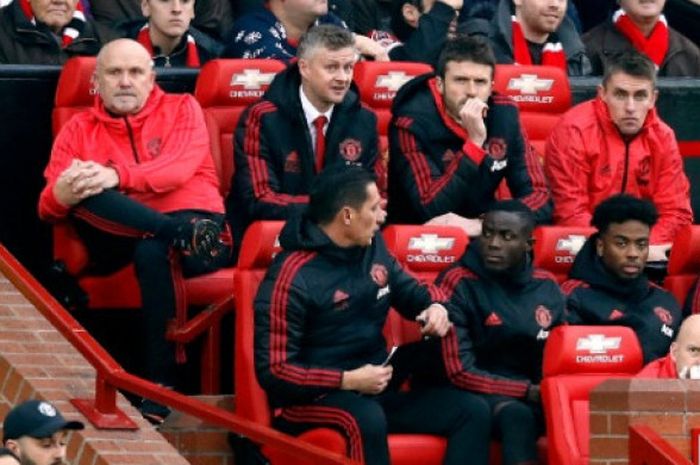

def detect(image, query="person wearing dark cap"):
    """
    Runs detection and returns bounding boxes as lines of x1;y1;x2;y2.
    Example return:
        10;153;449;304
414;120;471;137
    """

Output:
2;400;84;465
0;448;20;465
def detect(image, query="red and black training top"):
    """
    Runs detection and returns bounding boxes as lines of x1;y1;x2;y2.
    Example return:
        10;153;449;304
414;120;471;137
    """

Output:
254;214;441;408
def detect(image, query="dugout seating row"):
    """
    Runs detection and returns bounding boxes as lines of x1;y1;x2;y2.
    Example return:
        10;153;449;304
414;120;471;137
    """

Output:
47;57;574;394
233;220;645;465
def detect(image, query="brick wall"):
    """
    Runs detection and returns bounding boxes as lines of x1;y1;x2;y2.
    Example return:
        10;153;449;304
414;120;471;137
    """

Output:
590;378;700;465
0;269;233;465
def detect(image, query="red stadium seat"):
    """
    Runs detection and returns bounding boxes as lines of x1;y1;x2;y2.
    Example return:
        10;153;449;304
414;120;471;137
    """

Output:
50;57;236;394
493;65;572;157
353;61;432;150
533;226;596;283
194;59;285;194
665;225;700;308
541;325;643;465
234;222;449;465
382;224;468;343
52;56;97;138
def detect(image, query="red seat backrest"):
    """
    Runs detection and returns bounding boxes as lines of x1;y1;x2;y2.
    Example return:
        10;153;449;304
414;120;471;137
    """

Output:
53;56;97;137
194;59;285;196
382;225;468;344
541;325;643;465
233;221;285;424
665;225;700;308
353;61;432;138
492;64;571;156
533;226;595;283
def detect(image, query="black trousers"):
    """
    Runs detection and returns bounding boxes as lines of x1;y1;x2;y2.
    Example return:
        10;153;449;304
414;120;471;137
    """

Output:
274;387;492;465
70;189;231;386
480;394;544;465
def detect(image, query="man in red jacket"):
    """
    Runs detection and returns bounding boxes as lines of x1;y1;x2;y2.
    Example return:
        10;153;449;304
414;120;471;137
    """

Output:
38;39;229;423
638;314;700;378
545;50;692;262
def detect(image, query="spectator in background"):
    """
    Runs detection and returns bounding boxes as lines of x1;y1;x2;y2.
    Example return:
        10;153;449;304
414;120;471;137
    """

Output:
664;0;700;48
227;25;379;256
0;0;115;64
384;0;463;64
0;449;19;465
545;51;692;259
424;201;565;465
583;0;700;76
388;35;551;235
2;400;84;465
38;39;230;423
255;165;492;465
638;314;700;378
89;0;233;41
463;0;591;76
563;195;682;364
118;0;221;67
222;0;391;61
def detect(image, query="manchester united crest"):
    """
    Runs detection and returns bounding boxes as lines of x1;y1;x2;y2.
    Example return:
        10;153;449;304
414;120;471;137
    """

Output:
485;137;507;160
370;264;388;287
339;138;362;162
654;307;673;325
534;305;552;328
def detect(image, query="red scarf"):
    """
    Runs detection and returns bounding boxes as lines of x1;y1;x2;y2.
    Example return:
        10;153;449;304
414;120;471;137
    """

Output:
613;9;669;67
136;24;201;68
511;16;567;72
19;0;85;48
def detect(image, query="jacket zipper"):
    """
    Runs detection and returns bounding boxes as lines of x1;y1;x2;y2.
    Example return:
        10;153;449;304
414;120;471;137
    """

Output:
124;117;141;163
620;141;630;193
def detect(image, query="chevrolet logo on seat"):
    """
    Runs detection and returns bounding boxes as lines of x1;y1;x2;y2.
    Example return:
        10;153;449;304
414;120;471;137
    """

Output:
555;235;587;255
230;69;276;89
408;234;455;254
507;74;554;95
576;335;621;354
375;71;413;92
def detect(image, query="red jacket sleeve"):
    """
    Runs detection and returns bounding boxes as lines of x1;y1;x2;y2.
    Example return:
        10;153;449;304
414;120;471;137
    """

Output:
38;121;80;222
648;127;692;244
544;120;593;227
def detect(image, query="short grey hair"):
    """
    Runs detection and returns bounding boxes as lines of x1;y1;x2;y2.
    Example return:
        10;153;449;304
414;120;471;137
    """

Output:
297;25;355;60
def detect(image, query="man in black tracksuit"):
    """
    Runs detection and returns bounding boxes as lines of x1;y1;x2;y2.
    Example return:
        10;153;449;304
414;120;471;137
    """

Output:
563;194;682;364
420;200;565;465
228;25;379;256
388;35;552;231
255;166;491;465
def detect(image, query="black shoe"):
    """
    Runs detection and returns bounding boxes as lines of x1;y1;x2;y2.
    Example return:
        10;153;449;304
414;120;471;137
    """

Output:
139;399;171;426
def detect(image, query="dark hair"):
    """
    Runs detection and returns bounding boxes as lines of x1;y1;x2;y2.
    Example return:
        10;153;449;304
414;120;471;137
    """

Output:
436;34;496;79
485;200;535;235
297;25;355;59
591;194;659;233
307;166;376;225
602;50;657;88
390;0;423;42
0;448;19;463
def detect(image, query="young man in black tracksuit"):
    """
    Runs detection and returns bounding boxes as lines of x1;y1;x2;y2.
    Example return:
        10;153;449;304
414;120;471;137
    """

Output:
563;194;682;364
387;35;552;234
420;200;565;465
228;25;379;257
255;166;491;465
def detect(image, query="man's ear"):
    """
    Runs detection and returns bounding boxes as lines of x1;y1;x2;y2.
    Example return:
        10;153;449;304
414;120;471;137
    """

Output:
596;236;604;257
140;0;150;17
526;236;534;253
435;75;444;95
4;439;19;456
596;83;605;100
